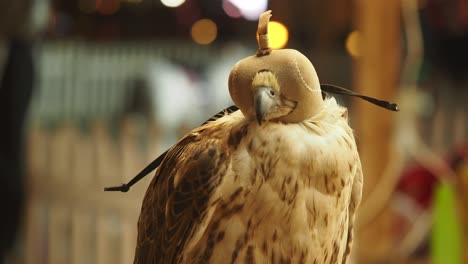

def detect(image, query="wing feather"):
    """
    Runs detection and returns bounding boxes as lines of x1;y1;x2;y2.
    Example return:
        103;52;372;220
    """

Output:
134;126;232;264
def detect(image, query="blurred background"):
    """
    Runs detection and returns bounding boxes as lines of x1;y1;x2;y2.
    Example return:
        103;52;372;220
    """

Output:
0;0;466;263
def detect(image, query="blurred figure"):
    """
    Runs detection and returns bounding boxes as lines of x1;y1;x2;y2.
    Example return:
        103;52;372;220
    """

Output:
0;0;35;261
0;39;35;263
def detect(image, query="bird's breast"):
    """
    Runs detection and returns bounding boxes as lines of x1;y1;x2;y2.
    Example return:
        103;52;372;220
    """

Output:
184;122;357;263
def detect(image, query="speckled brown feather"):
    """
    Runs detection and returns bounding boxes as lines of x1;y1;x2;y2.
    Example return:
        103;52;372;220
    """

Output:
134;120;234;264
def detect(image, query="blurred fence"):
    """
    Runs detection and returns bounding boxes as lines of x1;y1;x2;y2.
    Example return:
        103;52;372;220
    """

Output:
30;40;231;123
24;118;161;264
21;39;244;264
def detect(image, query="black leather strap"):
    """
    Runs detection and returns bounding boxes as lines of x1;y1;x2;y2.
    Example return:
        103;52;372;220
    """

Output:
104;105;239;192
321;84;399;111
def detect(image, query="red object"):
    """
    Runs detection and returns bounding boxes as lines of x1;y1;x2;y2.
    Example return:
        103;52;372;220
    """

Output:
398;163;438;208
397;144;467;208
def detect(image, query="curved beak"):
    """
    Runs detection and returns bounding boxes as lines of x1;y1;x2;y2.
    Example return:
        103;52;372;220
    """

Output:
255;87;275;125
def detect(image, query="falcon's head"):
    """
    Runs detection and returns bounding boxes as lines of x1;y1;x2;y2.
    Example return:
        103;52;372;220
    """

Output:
228;48;324;124
252;70;296;125
228;10;324;124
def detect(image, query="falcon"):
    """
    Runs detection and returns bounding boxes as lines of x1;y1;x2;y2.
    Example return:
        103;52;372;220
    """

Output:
132;11;388;264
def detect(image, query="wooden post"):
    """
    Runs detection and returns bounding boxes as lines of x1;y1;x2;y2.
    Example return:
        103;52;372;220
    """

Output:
25;124;48;264
120;118;141;264
353;0;401;262
48;125;76;264
71;129;95;264
93;122;122;264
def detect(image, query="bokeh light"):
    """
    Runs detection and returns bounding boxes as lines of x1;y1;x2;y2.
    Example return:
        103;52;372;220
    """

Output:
161;0;185;8
222;0;242;18
267;21;288;49
226;0;268;20
345;30;362;58
191;19;218;45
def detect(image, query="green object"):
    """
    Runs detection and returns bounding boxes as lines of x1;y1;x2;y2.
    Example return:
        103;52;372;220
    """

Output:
431;182;462;264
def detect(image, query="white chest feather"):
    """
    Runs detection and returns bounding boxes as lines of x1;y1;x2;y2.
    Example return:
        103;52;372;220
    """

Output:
183;103;361;264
